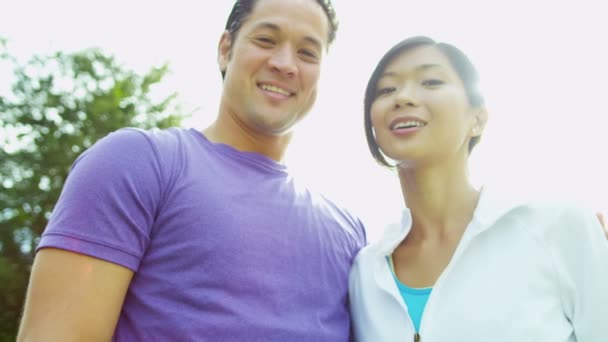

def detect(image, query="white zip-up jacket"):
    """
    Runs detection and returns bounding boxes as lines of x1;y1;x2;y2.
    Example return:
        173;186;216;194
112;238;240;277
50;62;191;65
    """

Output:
349;189;608;341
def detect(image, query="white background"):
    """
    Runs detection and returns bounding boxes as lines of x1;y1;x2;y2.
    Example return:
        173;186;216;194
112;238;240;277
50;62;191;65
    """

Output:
2;0;606;241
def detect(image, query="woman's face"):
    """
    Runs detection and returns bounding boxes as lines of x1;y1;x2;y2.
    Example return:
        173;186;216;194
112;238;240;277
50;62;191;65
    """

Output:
370;45;484;167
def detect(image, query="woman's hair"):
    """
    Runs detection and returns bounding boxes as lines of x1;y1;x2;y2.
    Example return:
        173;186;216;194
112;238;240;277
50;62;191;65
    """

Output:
363;36;485;167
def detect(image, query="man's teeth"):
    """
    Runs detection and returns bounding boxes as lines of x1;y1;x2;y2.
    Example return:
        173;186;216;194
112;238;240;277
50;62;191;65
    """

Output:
393;121;426;129
260;84;291;96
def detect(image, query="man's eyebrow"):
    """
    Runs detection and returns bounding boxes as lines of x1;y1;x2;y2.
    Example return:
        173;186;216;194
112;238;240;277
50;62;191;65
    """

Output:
303;36;323;51
252;22;281;32
252;22;323;51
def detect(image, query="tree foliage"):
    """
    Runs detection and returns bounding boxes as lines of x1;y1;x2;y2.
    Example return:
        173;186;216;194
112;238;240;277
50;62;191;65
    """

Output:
0;39;184;340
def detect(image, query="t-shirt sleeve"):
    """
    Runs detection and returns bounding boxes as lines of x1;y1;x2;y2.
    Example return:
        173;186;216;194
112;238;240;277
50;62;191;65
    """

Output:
37;128;165;271
548;205;608;340
354;217;368;248
338;209;368;252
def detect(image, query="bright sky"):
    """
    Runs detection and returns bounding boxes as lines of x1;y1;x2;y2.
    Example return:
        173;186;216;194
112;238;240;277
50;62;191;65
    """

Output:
2;0;606;241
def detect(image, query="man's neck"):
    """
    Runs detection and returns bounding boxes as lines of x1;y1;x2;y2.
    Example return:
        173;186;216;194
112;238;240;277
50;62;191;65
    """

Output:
202;114;292;162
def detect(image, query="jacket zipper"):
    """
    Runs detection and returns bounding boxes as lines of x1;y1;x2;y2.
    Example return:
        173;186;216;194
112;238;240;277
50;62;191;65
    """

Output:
415;218;483;341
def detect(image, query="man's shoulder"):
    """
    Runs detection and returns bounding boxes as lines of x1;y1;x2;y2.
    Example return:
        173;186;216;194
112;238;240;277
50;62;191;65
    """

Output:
68;127;204;191
89;127;182;151
106;126;192;148
308;191;368;246
93;126;199;160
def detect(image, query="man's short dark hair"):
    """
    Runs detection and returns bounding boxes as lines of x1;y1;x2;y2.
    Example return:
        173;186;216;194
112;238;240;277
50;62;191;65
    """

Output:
222;0;338;79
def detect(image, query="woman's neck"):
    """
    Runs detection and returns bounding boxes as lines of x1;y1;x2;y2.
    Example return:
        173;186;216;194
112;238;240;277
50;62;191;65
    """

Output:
398;163;480;241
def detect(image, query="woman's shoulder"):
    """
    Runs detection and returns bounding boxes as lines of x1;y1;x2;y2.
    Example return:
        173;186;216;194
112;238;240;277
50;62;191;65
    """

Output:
479;187;595;236
516;198;594;227
353;220;404;269
352;240;382;269
498;197;602;249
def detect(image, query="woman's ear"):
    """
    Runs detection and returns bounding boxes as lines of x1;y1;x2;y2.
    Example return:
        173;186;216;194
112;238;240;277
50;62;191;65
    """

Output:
471;107;488;137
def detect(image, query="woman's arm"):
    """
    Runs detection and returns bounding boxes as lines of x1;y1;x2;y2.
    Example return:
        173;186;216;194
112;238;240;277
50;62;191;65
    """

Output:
551;207;608;340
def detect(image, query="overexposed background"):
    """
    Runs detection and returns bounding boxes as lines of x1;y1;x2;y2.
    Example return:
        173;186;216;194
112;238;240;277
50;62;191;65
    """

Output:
2;0;606;241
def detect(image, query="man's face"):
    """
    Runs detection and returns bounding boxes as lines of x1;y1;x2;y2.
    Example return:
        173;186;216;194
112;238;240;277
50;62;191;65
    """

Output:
218;0;329;136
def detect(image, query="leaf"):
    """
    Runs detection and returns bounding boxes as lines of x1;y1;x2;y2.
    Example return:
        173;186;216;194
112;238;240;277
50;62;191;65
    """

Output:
0;37;186;340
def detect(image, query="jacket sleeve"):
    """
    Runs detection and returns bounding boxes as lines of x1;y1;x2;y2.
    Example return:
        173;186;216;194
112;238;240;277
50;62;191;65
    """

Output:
549;205;608;341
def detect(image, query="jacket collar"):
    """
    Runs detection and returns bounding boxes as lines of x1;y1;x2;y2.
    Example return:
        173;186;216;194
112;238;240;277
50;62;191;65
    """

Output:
374;186;523;257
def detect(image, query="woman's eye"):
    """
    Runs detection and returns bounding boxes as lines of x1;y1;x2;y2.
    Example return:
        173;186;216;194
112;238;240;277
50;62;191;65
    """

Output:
422;79;444;87
376;87;396;96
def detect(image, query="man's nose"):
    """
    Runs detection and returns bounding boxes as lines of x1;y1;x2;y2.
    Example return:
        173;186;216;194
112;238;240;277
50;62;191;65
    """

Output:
268;45;298;77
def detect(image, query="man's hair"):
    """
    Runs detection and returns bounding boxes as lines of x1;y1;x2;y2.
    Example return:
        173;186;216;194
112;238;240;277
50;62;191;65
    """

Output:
363;36;486;168
221;0;338;79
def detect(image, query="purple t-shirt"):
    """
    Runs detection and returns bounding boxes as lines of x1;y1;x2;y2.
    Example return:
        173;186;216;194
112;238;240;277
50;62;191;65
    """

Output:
38;127;367;341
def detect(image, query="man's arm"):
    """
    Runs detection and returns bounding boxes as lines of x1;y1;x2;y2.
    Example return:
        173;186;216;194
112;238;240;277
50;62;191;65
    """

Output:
17;248;133;342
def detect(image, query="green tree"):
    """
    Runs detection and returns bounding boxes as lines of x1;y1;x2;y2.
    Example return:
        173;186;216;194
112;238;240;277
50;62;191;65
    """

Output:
0;39;185;341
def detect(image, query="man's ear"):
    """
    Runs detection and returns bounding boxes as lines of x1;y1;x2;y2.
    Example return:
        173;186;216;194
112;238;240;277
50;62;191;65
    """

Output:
470;107;488;137
218;31;232;74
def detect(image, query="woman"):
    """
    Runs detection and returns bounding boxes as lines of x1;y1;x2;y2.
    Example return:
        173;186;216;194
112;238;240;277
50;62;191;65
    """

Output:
349;36;608;341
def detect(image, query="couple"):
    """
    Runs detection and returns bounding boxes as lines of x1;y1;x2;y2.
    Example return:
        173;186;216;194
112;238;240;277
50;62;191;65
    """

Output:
18;0;608;341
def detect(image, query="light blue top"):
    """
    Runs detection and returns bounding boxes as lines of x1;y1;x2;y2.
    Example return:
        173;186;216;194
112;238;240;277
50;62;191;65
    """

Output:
387;256;432;332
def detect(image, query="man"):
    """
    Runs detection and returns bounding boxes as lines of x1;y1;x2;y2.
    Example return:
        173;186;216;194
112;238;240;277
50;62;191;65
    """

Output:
17;0;366;341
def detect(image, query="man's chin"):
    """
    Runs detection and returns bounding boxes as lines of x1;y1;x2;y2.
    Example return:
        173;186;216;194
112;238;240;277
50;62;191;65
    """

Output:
252;119;300;137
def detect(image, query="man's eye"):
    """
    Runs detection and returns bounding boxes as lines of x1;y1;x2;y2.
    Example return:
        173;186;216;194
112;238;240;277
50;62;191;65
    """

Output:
299;49;319;60
256;37;275;45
